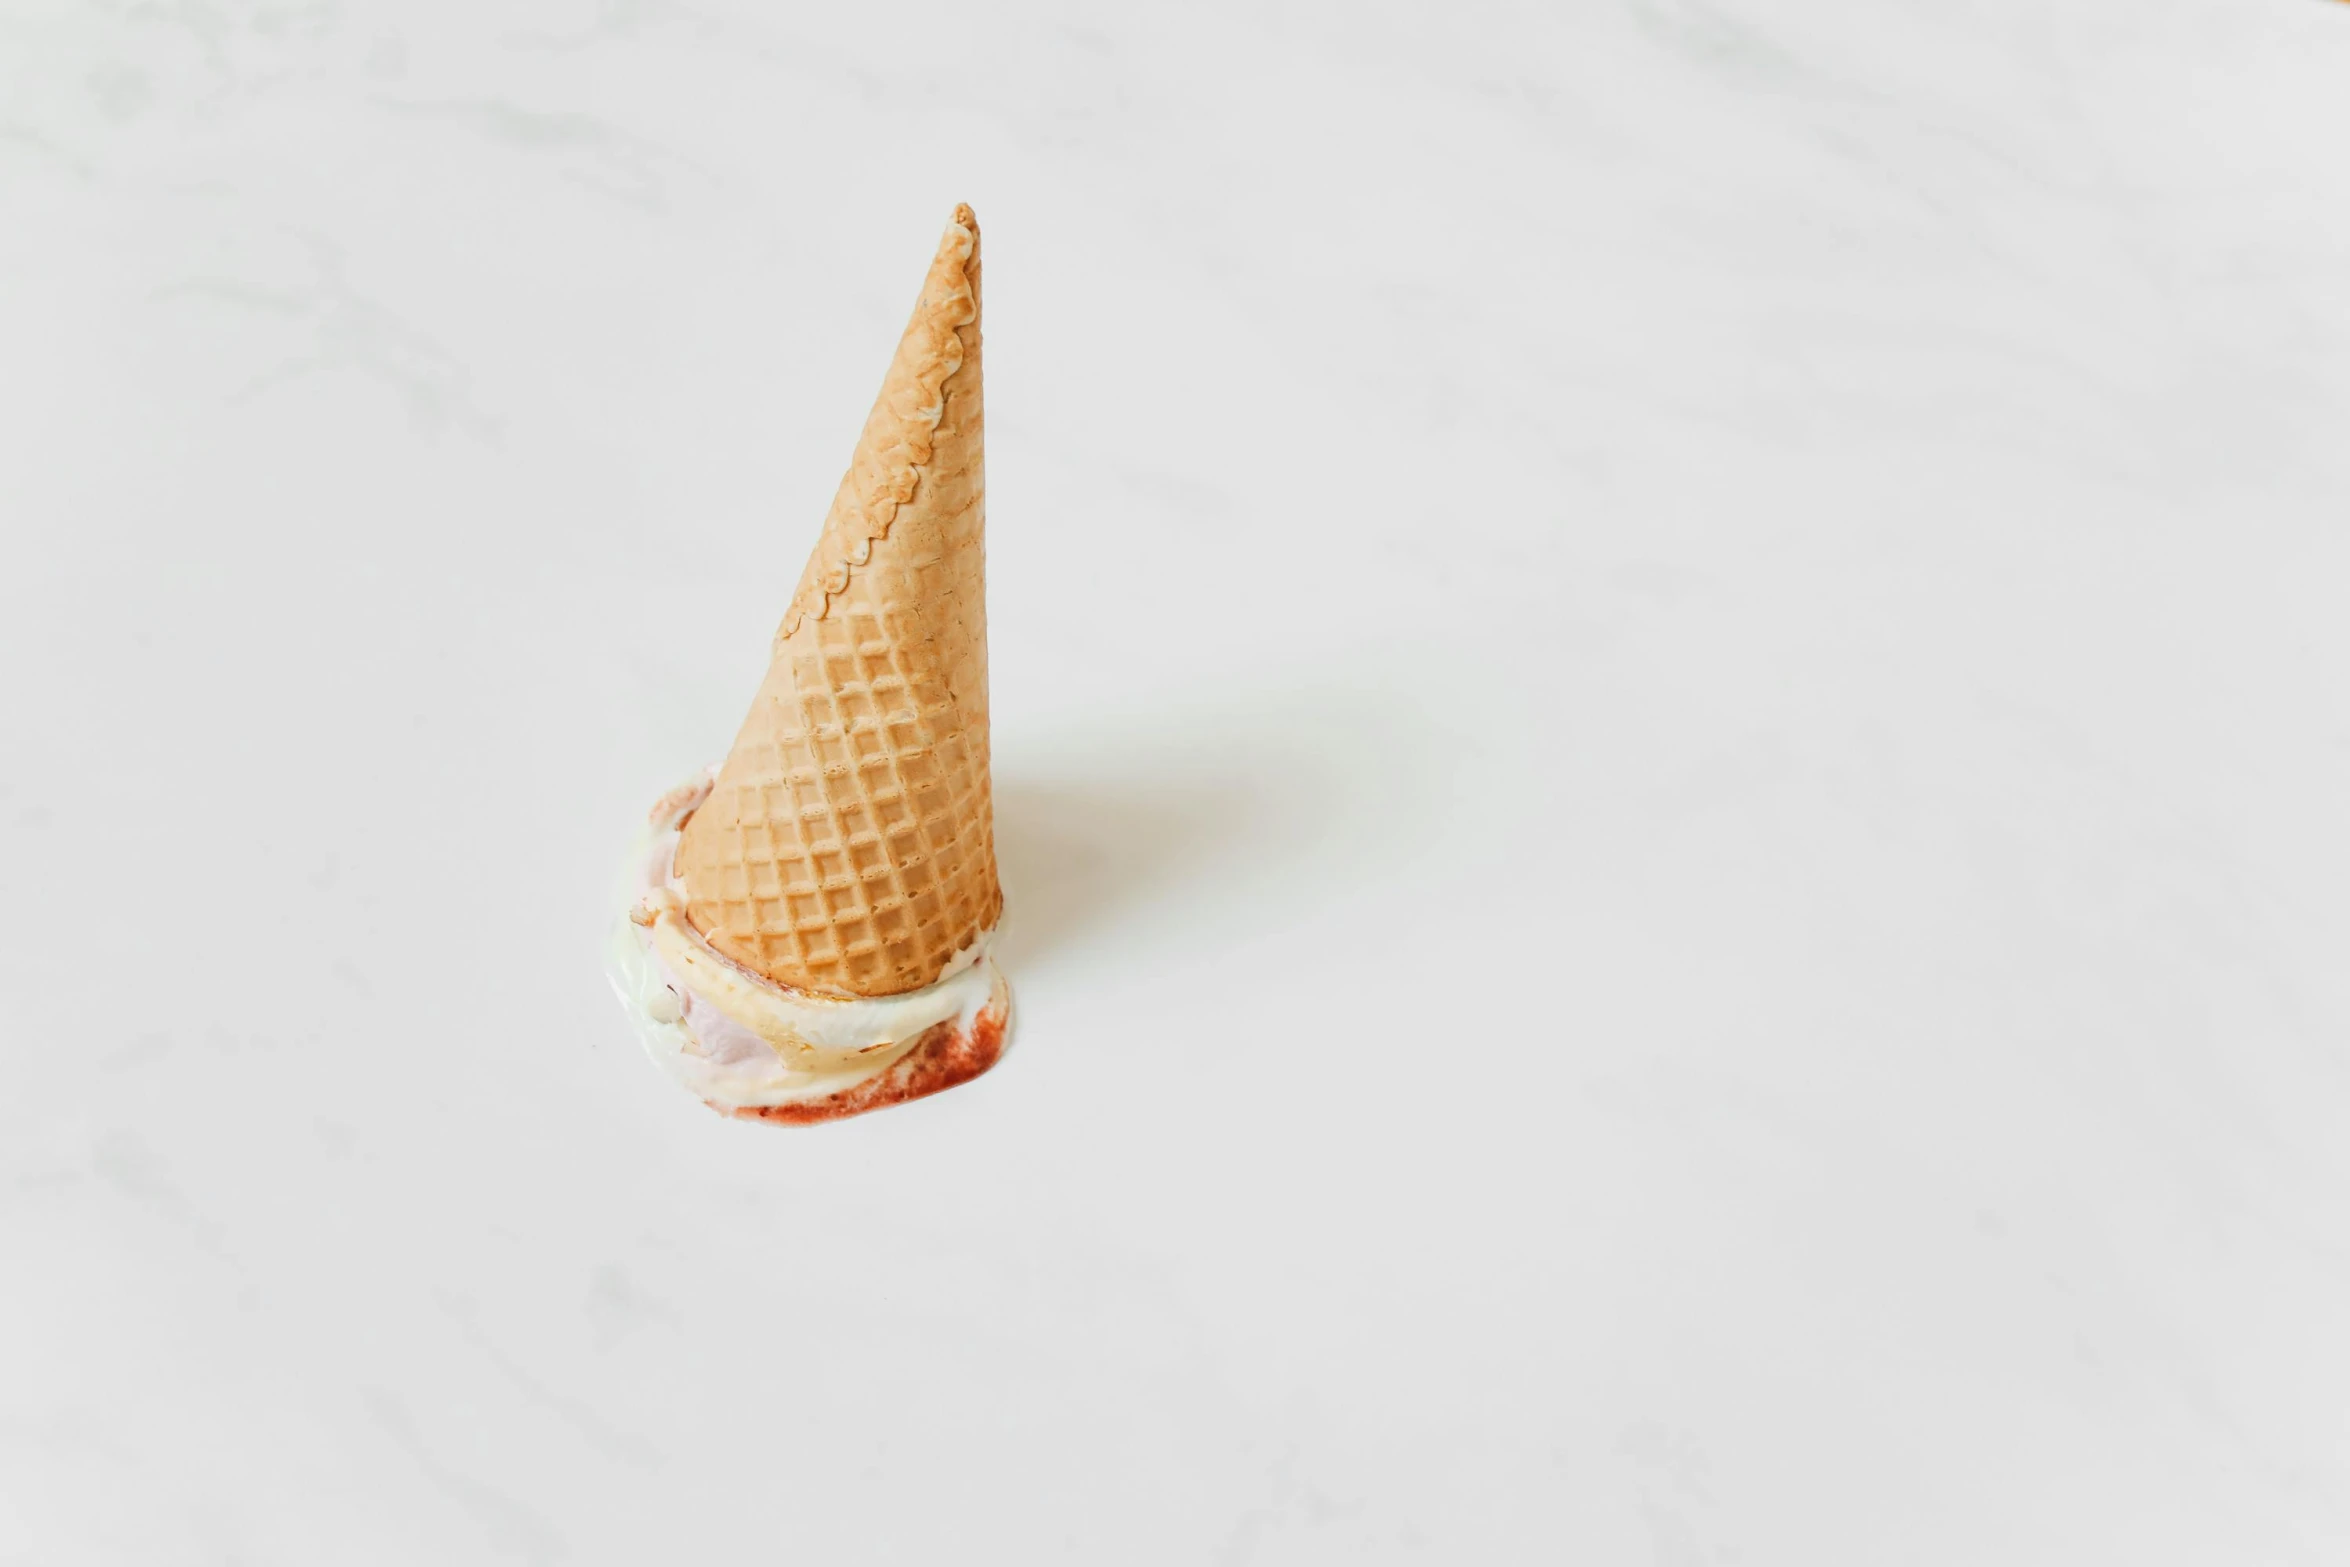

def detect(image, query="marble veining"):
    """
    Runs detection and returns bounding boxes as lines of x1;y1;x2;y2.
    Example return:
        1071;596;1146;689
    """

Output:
4;0;2349;1560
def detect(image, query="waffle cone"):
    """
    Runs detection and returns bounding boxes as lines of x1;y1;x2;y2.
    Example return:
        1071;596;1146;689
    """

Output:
674;205;1002;998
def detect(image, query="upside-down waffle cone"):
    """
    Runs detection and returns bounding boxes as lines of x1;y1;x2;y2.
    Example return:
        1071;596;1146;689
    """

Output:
673;205;1001;998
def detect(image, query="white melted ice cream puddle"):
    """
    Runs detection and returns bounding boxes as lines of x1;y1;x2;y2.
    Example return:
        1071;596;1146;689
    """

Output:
607;770;1005;1110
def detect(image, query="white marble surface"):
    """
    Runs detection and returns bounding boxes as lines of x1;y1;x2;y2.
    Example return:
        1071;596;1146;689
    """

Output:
6;1;2350;1560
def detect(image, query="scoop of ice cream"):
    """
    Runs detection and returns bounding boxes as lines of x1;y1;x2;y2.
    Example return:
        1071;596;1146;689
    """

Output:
608;772;1009;1112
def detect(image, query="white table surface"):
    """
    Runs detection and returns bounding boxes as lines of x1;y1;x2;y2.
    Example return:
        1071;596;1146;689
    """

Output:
6;1;2350;1561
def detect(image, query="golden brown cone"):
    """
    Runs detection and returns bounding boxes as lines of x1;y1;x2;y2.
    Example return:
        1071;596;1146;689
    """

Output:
674;204;1000;998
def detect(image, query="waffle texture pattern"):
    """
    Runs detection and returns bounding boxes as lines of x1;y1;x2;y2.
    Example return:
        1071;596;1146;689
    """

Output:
675;205;1001;998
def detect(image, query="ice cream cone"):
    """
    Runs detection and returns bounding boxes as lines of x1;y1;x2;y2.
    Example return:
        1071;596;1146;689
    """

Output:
673;204;1003;999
